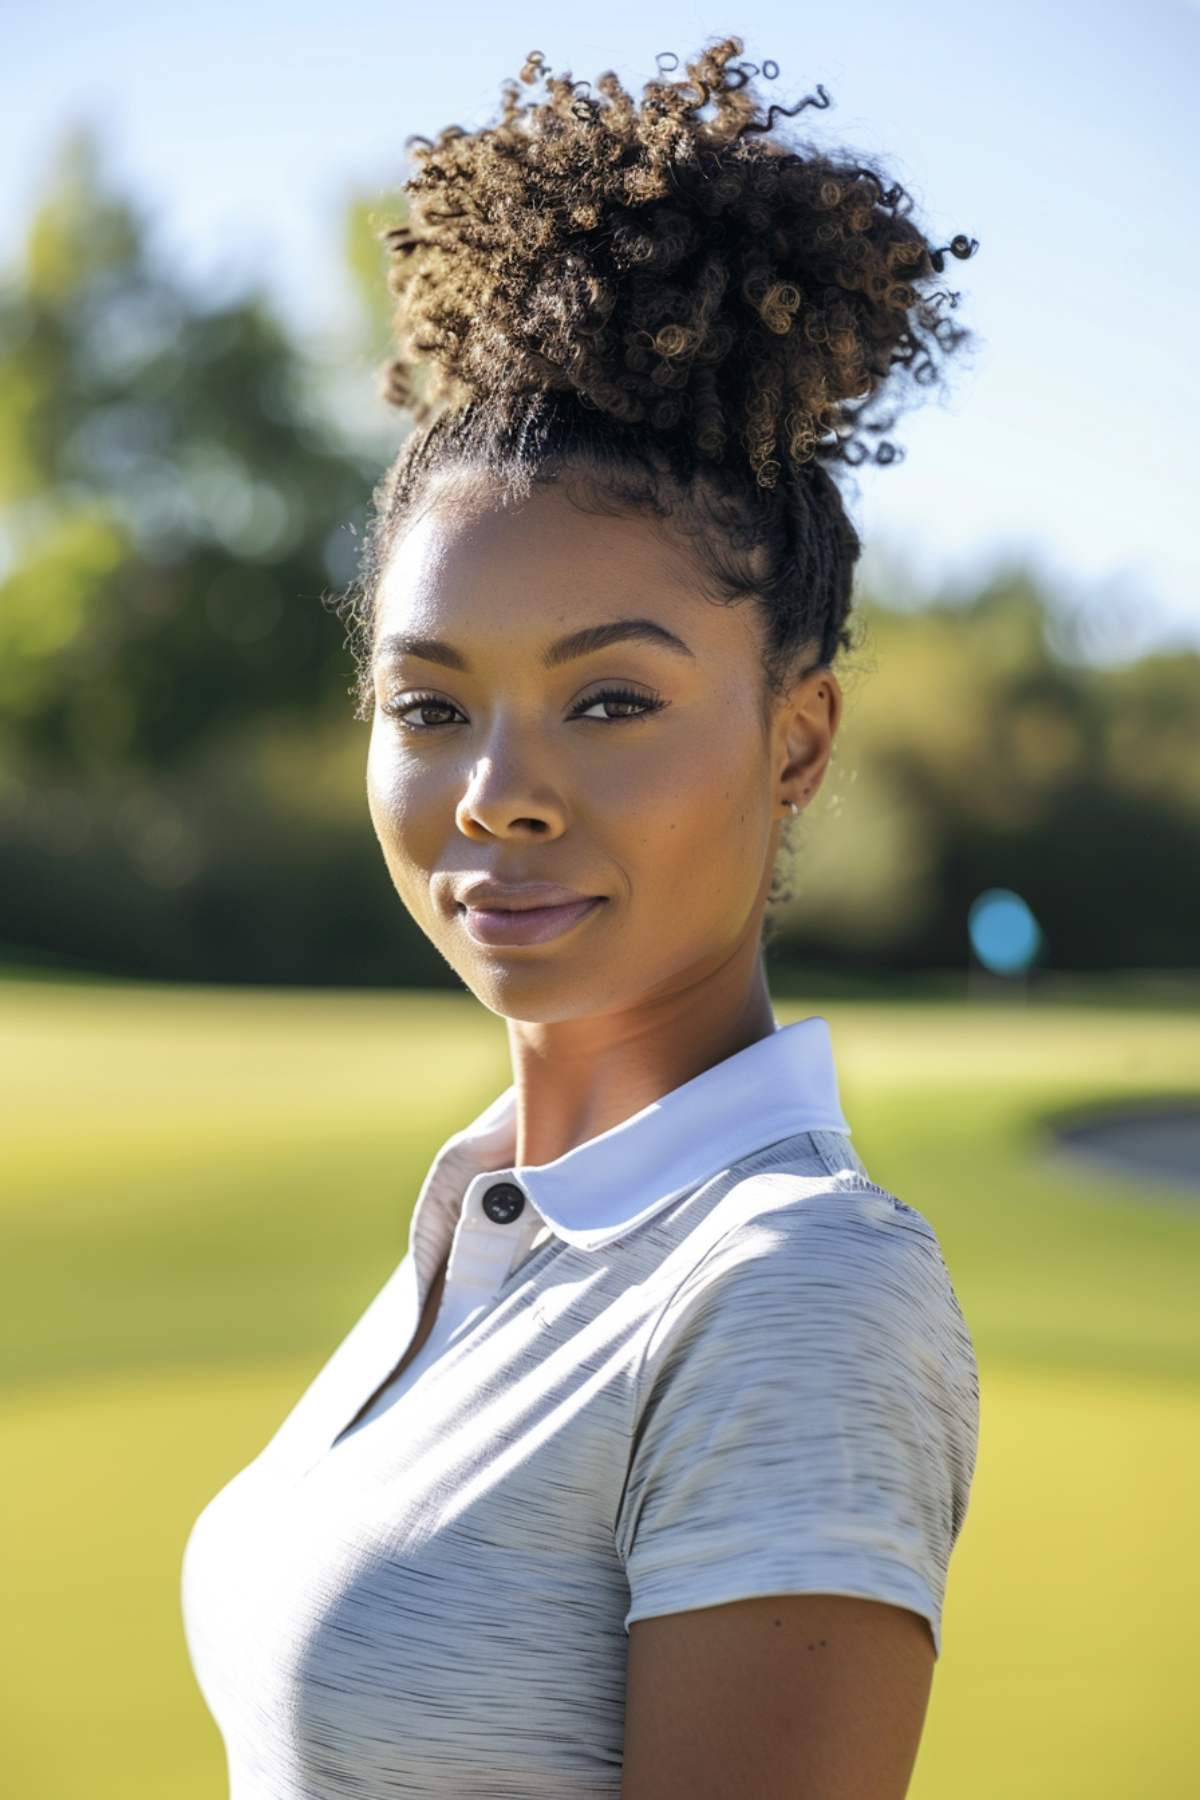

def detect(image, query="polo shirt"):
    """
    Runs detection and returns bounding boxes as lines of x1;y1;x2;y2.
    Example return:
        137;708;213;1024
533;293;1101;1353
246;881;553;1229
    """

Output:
181;1013;980;1798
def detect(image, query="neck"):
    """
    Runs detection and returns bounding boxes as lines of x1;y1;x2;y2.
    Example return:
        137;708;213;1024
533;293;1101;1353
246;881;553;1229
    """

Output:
505;941;779;1170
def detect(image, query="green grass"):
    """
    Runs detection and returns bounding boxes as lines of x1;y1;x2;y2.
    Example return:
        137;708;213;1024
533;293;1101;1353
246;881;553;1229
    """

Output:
2;976;1198;1798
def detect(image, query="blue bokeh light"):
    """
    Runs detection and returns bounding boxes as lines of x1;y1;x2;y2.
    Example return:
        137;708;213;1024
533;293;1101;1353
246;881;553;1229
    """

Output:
968;888;1044;975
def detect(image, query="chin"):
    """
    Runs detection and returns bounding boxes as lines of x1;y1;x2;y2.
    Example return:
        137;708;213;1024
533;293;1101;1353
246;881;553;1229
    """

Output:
461;964;628;1026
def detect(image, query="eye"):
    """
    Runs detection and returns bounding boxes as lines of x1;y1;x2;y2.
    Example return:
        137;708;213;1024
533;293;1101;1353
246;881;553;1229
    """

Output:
380;685;667;731
379;690;463;731
567;684;667;723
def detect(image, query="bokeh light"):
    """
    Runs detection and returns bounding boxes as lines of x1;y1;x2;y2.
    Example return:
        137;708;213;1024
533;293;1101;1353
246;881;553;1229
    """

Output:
968;887;1044;976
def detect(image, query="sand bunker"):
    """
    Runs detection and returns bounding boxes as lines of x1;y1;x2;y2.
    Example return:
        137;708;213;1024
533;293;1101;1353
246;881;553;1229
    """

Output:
1051;1103;1200;1197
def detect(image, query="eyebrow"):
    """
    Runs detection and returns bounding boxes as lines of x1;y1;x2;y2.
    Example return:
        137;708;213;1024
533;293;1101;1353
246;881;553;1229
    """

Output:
372;617;696;672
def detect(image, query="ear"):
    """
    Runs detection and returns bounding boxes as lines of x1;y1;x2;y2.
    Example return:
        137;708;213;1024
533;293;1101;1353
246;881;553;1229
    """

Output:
774;666;842;811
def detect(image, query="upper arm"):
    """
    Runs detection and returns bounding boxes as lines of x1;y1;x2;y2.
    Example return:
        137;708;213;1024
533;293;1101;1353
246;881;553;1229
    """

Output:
614;1188;979;1795
622;1589;934;1800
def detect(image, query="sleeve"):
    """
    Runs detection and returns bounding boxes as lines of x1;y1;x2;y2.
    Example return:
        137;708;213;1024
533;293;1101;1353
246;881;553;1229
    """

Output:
613;1186;980;1660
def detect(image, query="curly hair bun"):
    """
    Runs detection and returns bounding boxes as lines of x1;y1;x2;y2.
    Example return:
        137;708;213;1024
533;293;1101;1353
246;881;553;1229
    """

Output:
376;35;978;488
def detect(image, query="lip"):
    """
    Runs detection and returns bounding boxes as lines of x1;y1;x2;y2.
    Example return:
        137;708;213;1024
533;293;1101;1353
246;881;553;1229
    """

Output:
456;879;599;911
459;896;606;947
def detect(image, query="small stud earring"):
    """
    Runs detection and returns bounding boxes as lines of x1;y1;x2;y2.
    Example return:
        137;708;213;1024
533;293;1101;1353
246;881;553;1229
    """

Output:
787;799;799;817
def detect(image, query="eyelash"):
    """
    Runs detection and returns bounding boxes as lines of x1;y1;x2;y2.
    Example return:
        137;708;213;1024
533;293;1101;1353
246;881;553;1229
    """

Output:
381;685;667;732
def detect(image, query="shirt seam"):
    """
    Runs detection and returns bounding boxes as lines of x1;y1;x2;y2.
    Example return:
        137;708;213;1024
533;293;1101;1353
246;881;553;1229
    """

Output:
614;1138;903;1552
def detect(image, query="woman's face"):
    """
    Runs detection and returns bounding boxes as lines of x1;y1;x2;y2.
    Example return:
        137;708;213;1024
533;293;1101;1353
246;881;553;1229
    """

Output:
366;474;833;1024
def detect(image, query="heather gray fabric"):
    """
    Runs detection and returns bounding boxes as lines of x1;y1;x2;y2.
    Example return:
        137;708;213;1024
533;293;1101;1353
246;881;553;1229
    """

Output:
181;1017;979;1798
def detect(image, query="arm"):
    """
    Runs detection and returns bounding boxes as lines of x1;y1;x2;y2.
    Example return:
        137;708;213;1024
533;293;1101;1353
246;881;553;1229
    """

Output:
622;1590;934;1799
615;1186;979;1798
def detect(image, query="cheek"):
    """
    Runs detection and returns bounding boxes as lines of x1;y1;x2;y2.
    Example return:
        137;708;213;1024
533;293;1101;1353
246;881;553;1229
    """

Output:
618;720;765;889
365;725;442;874
365;724;400;837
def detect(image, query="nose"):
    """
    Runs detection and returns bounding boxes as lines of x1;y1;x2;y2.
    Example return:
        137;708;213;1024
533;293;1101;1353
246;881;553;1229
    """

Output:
455;760;569;840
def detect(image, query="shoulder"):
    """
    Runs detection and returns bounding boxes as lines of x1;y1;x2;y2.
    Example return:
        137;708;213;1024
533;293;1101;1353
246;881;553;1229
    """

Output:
616;1164;981;1661
634;1166;981;1531
648;1165;974;1370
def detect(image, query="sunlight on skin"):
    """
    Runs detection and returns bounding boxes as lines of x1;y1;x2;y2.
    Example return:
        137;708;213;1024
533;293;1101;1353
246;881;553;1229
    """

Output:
365;474;841;1169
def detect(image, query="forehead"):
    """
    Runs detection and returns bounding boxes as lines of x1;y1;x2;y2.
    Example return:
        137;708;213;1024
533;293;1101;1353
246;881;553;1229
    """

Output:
373;481;748;653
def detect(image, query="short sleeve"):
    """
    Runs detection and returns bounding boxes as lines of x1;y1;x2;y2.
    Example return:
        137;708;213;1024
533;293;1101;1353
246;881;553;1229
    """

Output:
614;1186;980;1660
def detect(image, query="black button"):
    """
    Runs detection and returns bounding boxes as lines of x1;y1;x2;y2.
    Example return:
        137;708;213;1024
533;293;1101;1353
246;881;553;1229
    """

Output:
482;1181;526;1224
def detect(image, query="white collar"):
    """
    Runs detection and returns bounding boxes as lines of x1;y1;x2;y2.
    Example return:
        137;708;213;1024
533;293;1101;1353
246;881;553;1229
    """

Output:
408;1015;851;1254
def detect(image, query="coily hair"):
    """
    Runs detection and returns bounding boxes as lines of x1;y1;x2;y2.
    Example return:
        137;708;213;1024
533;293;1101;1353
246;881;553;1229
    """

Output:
329;34;978;926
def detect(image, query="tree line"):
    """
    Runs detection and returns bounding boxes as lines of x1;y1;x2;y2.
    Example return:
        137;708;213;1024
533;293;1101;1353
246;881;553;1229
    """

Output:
2;126;1195;986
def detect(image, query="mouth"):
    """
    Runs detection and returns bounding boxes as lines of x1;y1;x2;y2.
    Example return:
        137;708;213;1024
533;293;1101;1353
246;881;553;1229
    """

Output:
457;896;606;948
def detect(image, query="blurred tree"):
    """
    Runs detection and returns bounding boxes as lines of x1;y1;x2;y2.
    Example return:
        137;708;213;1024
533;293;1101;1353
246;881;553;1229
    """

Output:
772;562;1200;972
341;189;435;420
0;122;375;776
342;193;401;367
0;126;452;988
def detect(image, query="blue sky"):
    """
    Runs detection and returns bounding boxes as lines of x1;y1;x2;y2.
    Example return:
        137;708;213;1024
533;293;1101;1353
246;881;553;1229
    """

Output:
6;0;1199;664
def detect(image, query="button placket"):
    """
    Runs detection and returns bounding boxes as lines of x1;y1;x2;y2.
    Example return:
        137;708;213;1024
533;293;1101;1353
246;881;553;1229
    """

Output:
447;1173;535;1291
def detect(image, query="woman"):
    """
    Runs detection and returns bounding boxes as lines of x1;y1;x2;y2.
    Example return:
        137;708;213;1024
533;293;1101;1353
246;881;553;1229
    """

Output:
183;36;980;1798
